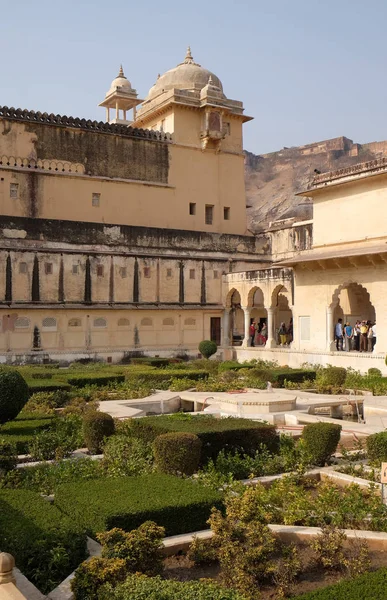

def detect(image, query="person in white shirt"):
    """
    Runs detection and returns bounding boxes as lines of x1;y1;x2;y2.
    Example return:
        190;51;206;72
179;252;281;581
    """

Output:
372;322;377;352
334;318;344;351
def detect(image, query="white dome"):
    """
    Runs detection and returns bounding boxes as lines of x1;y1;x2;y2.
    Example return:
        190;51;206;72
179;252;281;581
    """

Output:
108;66;133;94
147;47;224;100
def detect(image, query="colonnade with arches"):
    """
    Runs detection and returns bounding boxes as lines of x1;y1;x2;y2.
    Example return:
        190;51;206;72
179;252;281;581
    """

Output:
223;269;381;355
222;270;293;348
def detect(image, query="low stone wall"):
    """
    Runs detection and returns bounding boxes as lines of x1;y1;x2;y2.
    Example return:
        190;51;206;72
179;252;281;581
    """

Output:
232;346;387;375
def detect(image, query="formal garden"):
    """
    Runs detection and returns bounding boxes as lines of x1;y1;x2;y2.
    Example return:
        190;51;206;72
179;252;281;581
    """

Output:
2;354;387;598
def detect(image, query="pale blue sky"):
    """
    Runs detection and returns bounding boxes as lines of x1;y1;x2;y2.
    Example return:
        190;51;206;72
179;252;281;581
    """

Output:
0;0;385;154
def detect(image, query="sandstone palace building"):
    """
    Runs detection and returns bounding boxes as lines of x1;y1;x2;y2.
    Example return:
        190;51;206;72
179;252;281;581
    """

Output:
0;48;386;372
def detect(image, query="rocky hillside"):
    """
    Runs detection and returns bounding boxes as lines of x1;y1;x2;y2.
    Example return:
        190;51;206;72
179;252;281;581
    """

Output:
244;136;387;231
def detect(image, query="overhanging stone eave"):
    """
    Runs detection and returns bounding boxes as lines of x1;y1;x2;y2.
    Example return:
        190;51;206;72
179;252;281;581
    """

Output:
276;245;387;267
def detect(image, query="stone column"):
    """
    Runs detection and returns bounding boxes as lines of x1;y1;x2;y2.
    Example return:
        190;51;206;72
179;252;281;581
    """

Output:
242;306;251;347
326;306;335;351
222;308;231;347
266;307;276;348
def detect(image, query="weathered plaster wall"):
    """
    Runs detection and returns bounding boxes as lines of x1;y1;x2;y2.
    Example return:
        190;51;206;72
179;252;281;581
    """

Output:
313;174;387;247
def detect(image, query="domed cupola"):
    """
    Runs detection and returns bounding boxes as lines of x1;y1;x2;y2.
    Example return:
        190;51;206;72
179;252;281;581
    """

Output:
99;65;143;125
146;47;224;101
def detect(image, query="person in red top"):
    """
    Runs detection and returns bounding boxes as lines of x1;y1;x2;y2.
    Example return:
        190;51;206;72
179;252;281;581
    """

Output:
249;321;256;347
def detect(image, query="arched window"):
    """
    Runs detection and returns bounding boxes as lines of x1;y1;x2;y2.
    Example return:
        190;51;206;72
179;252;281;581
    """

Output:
68;318;82;328
184;318;196;326
15;317;30;329
93;317;107;328
140;317;153;327
117;318;130;327
162;317;174;326
42;317;57;331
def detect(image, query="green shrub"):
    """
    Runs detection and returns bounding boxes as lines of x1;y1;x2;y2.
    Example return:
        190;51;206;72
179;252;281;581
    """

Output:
131;414;279;463
0;439;17;472
293;567;387;599
274;369;317;386
125;369;208;388
26;380;71;393
67;374;125;388
366;432;387;465
55;474;223;537
30;372;54;379
302;422;341;466
318;367;347;387
99;574;245;600
130;357;181;367
169;377;199;391
218;361;256;372
29;415;83;460
0;413;55;453
0;457;103;495
0;488;87;593
153;432;202;476
199;340;218;359
368;367;382;377
98;521;165;575
83;411;115;454
0;370;29;424
71;557;127;600
102;435;154;477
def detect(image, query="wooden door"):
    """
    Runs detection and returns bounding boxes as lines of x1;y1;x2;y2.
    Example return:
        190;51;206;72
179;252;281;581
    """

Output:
210;317;221;345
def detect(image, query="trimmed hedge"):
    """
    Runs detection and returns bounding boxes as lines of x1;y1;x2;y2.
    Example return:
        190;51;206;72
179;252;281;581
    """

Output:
124;369;209;389
55;474;223;537
198;340;218;359
153;432;202;475
219;361;256;372
0;413;55;453
26;380;71;393
0;370;29;424
0;488;87;593
130;414;279;463
100;574;245;600
320;366;347;387
366;431;387;465
83;411;115;454
302;422;342;466
294;567;387;599
130;357;182;367
67;374;125;388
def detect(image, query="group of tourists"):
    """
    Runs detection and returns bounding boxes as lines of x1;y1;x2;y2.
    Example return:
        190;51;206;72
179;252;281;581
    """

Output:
334;318;376;352
249;318;293;347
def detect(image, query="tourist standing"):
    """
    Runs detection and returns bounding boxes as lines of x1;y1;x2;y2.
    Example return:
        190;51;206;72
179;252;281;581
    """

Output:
287;318;293;345
249;321;256;347
334;318;344;351
372;322;377;351
367;323;374;353
353;320;361;352
360;320;368;352
279;322;287;346
261;322;267;345
344;322;353;352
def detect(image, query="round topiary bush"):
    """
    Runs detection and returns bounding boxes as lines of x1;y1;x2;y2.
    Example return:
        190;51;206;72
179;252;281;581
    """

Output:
0;439;17;472
368;368;382;377
366;432;387;465
199;340;217;359
321;367;347;387
83;411;115;454
302;422;342;466
153;432;202;476
0;369;29;424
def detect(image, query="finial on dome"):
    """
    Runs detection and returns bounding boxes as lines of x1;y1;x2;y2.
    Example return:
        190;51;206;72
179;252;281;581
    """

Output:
208;75;213;84
118;65;125;78
184;46;194;64
157;73;160;79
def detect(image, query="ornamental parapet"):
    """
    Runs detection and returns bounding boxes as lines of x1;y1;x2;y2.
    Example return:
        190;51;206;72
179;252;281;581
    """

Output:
311;157;387;188
0;155;85;174
0;106;171;142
